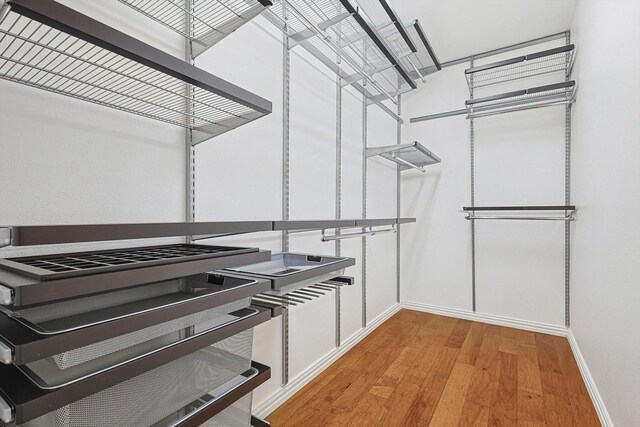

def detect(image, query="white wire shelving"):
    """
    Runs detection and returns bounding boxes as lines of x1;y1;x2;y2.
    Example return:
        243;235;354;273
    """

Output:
262;0;419;119
116;0;273;58
465;81;576;119
366;141;440;172
401;19;441;81
0;0;272;144
464;44;575;90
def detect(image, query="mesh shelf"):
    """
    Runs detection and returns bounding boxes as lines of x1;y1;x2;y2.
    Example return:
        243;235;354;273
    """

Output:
401;19;440;81
263;0;415;110
117;0;273;58
0;0;271;144
465;44;575;89
465;81;576;119
366;141;441;172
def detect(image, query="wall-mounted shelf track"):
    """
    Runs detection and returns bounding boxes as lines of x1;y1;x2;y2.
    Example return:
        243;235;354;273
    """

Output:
116;0;273;58
0;0;272;144
263;0;416;120
401;19;441;81
465;44;575;90
466;81;576;118
366;141;441;172
463;205;577;221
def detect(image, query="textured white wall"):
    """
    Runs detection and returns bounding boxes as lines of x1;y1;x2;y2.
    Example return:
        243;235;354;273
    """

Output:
401;39;571;327
0;0;186;261
570;1;640;425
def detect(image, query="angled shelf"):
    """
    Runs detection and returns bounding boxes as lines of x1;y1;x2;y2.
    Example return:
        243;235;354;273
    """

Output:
465;44;575;90
465;81;576;119
0;0;272;144
366;141;441;172
116;0;273;58
400;19;441;82
263;0;416;119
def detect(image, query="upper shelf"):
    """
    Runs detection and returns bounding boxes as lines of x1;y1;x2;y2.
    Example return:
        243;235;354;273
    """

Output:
465;81;576;119
263;0;416;115
400;19;441;82
116;0;273;58
465;44;575;90
366;141;441;172
0;0;272;144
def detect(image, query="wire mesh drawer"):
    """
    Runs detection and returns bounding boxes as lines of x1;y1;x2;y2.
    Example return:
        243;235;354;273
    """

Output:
16;299;251;389
14;330;253;427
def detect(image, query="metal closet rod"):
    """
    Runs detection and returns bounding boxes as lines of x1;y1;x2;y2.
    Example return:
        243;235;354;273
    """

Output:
321;225;396;242
462;205;577;222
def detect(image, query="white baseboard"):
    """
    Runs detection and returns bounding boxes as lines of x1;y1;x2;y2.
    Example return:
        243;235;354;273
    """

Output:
252;303;402;419
567;330;614;427
401;301;568;336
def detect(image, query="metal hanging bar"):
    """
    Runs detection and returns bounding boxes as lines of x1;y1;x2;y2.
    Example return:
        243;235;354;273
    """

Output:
321;225;396;242
465;214;575;221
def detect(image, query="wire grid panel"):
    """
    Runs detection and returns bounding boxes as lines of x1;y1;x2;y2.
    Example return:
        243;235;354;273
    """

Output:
21;339;253;427
465;45;575;89
402;20;438;74
0;11;263;135
117;0;270;55
353;0;413;59
466;82;576;118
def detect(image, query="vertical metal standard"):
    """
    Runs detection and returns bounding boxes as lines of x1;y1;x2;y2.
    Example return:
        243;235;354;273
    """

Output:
281;7;291;386
334;14;343;348
469;56;476;313
185;0;195;243
396;94;401;304
564;31;572;327
361;76;368;329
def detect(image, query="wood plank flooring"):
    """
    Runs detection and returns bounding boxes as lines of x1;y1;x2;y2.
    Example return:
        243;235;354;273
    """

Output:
267;309;600;427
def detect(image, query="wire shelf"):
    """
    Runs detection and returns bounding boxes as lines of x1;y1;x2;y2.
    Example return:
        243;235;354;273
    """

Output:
465;44;575;90
465;81;576;119
401;19;440;82
117;0;272;58
263;0;415;105
0;0;271;144
366;141;440;172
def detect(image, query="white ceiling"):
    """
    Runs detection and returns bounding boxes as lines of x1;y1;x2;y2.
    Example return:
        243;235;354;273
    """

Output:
392;0;578;63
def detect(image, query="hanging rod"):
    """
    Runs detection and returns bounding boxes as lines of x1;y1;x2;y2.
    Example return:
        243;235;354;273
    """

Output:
321;225;396;242
410;109;467;123
463;205;576;211
465;215;575;221
462;205;577;221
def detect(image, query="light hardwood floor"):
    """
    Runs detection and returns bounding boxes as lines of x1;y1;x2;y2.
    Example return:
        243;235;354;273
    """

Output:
267;309;600;426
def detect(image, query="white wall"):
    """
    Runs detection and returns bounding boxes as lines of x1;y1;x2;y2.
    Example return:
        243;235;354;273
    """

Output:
570;1;640;426
401;39;570;327
0;0;186;260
